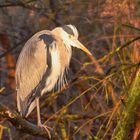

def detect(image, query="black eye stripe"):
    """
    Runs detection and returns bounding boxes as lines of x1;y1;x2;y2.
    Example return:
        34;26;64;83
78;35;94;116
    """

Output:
62;25;74;36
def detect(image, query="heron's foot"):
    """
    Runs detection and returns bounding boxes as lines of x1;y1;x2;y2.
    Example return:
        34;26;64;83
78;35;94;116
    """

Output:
38;123;52;139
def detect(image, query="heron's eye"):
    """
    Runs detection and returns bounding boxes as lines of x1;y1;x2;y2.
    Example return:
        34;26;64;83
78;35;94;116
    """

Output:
69;35;72;38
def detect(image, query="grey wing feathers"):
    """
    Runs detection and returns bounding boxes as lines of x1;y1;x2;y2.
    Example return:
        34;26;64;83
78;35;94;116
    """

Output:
16;30;54;117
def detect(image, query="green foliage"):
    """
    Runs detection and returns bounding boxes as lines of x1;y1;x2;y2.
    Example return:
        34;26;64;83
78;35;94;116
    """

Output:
111;68;140;140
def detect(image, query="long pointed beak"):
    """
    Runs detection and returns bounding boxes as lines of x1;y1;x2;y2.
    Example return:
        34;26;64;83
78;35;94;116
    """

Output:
72;38;104;75
72;38;92;56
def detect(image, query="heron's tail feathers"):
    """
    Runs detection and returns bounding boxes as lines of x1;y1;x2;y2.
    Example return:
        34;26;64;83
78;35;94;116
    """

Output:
17;94;36;117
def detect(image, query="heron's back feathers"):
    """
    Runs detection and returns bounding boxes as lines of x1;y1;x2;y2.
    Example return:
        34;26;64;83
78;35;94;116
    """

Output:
16;30;53;117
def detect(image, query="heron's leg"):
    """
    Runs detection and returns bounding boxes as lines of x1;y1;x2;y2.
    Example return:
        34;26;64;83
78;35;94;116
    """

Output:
36;97;41;126
36;97;51;138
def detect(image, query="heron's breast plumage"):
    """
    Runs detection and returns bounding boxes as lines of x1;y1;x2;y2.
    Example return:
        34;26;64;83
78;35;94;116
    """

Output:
41;40;72;94
42;42;61;94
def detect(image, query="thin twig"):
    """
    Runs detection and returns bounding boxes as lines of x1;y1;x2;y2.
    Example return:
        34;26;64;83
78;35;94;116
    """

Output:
99;36;140;62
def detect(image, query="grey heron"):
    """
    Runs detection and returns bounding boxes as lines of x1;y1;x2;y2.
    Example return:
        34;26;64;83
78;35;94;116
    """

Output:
15;25;92;137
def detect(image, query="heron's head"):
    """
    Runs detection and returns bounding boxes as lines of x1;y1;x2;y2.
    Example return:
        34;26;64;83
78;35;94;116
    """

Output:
52;25;92;56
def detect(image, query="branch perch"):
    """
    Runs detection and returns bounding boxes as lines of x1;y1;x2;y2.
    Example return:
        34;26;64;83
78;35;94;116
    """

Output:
0;104;51;139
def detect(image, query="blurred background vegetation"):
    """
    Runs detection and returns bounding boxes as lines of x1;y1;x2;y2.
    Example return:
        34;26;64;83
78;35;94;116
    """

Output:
0;0;140;140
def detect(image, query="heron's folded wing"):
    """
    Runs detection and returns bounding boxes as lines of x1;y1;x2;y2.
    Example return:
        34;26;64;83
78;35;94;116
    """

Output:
15;31;54;116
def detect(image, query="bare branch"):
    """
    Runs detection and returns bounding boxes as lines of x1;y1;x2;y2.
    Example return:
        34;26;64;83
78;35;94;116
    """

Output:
0;103;50;139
